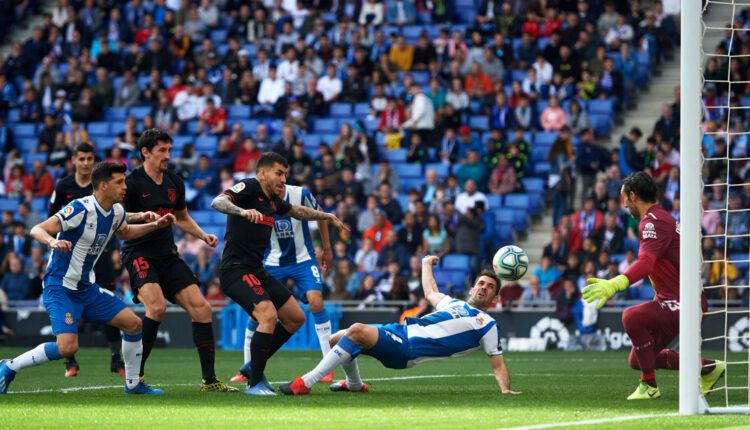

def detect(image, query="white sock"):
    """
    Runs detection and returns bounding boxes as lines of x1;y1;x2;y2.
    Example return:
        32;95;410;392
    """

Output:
301;336;358;388
244;319;257;364
342;358;363;389
315;321;332;357
8;342;61;371
122;332;143;389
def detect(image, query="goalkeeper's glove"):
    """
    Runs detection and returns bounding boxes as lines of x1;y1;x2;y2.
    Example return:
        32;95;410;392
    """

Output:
581;274;630;309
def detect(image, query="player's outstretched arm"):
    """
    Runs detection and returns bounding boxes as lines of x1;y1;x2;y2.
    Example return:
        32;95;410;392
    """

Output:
287;205;350;232
30;216;72;252
582;274;630;309
490;355;522;395
173;208;218;247
318;220;333;275
211;193;265;222
125;211;160;224
421;255;446;307
116;214;176;241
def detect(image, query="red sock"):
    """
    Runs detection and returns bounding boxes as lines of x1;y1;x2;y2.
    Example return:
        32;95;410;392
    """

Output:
656;349;679;370
641;371;657;388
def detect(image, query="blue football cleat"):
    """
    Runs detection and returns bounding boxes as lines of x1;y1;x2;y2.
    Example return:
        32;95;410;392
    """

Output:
124;381;165;395
245;381;277;396
0;359;16;394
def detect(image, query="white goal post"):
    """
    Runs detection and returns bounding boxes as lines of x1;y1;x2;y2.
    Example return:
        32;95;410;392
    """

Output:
681;0;750;415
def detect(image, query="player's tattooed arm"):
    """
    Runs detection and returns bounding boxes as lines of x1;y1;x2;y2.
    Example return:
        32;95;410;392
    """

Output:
211;194;244;216
288;205;350;232
125;212;160;223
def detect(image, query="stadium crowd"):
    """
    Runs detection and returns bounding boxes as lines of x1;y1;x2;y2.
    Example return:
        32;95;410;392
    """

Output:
1;0;740;340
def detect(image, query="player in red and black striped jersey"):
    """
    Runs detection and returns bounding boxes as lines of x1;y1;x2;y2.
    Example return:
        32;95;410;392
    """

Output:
583;172;725;400
122;129;236;393
211;152;348;395
48;143;127;378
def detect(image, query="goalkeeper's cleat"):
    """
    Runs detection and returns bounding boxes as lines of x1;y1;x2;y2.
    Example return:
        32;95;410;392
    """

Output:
229;371;247;383
279;377;310;396
320;370;335;383
701;360;726;395
245;382;277;396
64;361;79;378
329;380;368;393
626;382;661;400
124;381;165;395
0;359;16;394
200;378;239;392
230;361;251;383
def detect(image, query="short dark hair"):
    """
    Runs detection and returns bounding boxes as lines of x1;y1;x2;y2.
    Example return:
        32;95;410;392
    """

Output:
257;152;289;170
474;269;502;295
137;128;173;160
73;142;94;155
91;162;127;189
622;171;658;203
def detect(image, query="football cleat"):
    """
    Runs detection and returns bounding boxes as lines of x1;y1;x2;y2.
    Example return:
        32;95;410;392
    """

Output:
229;371;247;383
111;357;125;378
329;380;368;393
0;359;17;394
124;381;165;395
201;378;239;392
279;377;311;396
701;360;726;395
64;361;79;378
626;381;661;400
320;370;335;383
245;382;277;396
230;361;251;383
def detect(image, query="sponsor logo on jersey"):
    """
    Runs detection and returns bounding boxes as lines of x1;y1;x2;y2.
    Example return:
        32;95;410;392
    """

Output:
230;182;246;193
167;188;177;203
89;233;108;255
274;219;294;238
64;312;74;325
643;222;657;240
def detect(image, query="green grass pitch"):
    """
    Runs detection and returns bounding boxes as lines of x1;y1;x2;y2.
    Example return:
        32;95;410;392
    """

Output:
1;348;748;429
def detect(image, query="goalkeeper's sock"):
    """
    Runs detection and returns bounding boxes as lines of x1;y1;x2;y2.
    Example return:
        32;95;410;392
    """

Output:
122;332;143;390
701;358;716;375
641;371;657;388
302;336;360;389
243;318;258;364
7;342;62;371
656;349;680;370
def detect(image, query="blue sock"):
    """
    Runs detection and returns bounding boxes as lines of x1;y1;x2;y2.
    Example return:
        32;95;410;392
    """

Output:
247;318;259;332
44;342;62;360
312;310;330;324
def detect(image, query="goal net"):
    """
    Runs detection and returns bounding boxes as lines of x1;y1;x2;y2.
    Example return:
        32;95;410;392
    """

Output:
683;0;750;415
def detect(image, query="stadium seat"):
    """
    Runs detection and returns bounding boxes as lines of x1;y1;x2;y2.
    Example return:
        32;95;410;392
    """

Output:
504;194;531;210
210;29;228;45
191;211;212;225
512;209;528;231
495;224;513;244
521;178;545;194
195;136;218;155
186;121;201;134
329;103;352;117
385;149;408;163
588;99;614;116
314;118;337;133
533;162;551;176
24;153;48;168
110;121;126;136
469;115;489;131
18;138;38;154
12;123;36;137
228;105;251;119
172;135;192;152
87;122;110;136
590;114;612;134
128;106;151;120
211;211;227;225
354;103;370;117
424;163;449;178
639;284;655;300
531;146;549;163
447;270;468;292
442;254;470;270
397;163;422;178
486;194;501;209
534;132;558;146
0;198;18;212
31;197;47;213
105;107;128;121
6;109;20;122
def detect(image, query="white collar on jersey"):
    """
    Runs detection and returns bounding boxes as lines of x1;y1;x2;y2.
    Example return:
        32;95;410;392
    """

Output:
92;195;112;216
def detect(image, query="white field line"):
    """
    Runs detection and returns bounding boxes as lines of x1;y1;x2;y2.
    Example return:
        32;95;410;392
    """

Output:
499;413;680;430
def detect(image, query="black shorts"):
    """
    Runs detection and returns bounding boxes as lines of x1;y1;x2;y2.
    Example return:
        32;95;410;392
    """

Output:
122;252;198;304
219;265;292;314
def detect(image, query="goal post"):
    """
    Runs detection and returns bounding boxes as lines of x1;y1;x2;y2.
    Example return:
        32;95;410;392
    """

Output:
679;0;704;416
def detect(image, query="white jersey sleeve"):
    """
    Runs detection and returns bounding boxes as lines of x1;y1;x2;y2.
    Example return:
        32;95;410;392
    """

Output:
479;324;503;356
114;204;127;232
434;294;454;311
55;200;86;232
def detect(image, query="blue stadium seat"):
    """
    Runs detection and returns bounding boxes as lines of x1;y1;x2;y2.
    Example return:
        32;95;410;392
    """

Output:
433;270;451;291
329;103;352;117
486;194;501;209
314;118;337;133
354;103;370;117
512;209;528;231
7;109;20;122
301;133;321;147
211;211;227;225
424;163;449;178
521;177;545;194
495;224;513;244
110;121;126;136
412;71;430;85
469;100;482;114
195;136;218;154
105;107;128;121
533;162;551;176
18;138;37;154
210;29;228;45
228;105;251;119
191;211;212;225
385;149;408;163
186;121;201;134
588;99;614;115
536;100;548;113
442;254;470;270
401;178;422;193
31;197;47;213
511;69;527;83
364;117;379;132
0;198;18;212
12;123;36;137
590;114;612;134
469;115;489;131
396;195;410;211
87;122;110;136
639;284;655;300
129;106;151;120
504;194;531;210
447;270;468;292
397;163;422;178
172;135;192;151
203;225;224;239
534;131;558;146
531;146;548;163
24;153;48;167
494;208;514;225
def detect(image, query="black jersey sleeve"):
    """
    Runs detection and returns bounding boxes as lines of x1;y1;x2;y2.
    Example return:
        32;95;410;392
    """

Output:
48;182;64;217
123;174;139;212
221;179;258;209
173;172;187;211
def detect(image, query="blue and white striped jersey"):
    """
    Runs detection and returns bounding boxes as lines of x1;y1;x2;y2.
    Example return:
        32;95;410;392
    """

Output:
44;197;126;291
403;296;502;366
263;185;317;267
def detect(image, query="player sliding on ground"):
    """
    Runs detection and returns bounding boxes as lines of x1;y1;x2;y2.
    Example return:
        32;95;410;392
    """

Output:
0;162;175;395
582;172;726;400
279;255;522;395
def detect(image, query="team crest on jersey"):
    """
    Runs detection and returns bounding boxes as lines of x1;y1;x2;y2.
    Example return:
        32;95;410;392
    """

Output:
643;222;657;240
64;313;74;325
230;182;246;193
62;205;75;218
167;188;177;203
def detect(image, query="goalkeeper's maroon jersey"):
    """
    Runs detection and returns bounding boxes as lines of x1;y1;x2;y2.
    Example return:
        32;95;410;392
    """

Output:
624;204;680;302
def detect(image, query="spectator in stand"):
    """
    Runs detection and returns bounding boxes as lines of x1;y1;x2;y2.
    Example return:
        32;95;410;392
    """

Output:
388;34;414;72
357;195;379;235
544;230;570;267
619;127;644;176
464;63;492;99
188;154;217;201
0;254;30;301
540;95;567;131
591;213;625;254
113;69;140;108
488;155;519;196
22;160;54;198
534;255;562;289
373;159;401;194
355;238;379;272
402;83;435;144
19;88;43;123
446;77;470;114
233;138;261;174
456;201;485;277
398;212;423;255
571;197;604;249
377;183;404;225
378;96;405;133
316;63;343;103
457;150;489;192
422;214;450;256
454;179;488;215
520;275;551;307
363;210;393;253
197;98;227;135
377;230;408;270
548;126;575;174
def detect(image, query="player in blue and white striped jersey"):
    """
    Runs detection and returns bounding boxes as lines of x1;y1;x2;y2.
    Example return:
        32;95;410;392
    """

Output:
279;255;522;395
231;184;335;383
0;163;176;395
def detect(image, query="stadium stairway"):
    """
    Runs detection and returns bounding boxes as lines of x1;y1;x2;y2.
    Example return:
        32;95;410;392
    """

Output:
0;0;57;56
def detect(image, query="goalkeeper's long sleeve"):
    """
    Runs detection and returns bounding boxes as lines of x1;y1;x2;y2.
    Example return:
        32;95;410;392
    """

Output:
624;251;657;284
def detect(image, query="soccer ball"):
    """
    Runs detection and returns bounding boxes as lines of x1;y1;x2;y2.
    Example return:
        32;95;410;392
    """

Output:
492;245;529;281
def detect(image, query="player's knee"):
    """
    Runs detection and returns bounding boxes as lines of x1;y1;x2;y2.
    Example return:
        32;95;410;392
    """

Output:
254;303;277;327
346;323;368;343
621;307;638;331
145;300;168;320
57;339;79;357
628;351;641;370
123;316;142;334
189;299;213;322
307;295;324;313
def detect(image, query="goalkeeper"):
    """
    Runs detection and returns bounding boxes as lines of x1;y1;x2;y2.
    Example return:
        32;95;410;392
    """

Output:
582;172;725;400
